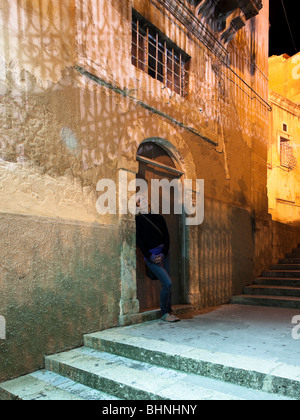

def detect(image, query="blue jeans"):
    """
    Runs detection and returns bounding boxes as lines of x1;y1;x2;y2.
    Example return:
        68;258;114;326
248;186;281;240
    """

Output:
145;255;172;315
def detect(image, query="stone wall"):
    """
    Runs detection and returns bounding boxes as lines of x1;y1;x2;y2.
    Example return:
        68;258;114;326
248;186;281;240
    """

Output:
187;198;254;307
272;221;300;263
0;213;121;383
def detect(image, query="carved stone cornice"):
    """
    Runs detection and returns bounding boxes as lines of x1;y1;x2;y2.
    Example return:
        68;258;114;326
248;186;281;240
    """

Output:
187;0;262;19
169;0;263;46
239;0;263;19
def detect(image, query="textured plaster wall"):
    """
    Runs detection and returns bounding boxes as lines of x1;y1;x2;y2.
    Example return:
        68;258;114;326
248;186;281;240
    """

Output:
0;0;126;381
0;64;128;223
187;198;254;307
0;213;121;382
0;0;270;217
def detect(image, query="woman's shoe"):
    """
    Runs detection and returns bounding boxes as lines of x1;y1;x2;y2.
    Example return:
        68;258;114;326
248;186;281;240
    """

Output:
161;313;180;322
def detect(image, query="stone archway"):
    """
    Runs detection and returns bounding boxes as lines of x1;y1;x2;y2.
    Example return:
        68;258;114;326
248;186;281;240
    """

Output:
118;115;196;180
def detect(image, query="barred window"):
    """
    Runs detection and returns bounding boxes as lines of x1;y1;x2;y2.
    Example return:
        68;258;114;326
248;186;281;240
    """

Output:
280;137;297;170
131;10;190;97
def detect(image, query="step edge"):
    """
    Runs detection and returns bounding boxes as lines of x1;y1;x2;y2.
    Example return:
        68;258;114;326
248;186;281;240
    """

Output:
0;372;85;401
44;348;243;401
82;332;300;399
232;294;300;301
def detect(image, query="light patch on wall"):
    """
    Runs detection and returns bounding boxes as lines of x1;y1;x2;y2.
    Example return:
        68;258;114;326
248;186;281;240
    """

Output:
61;127;80;156
292;55;300;80
0;57;6;82
0;316;6;340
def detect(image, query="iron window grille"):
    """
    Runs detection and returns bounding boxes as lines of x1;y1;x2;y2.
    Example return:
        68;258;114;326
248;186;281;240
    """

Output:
131;11;190;97
280;137;297;171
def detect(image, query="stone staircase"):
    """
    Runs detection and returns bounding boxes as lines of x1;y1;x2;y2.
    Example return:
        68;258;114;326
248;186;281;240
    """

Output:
231;245;300;309
0;327;299;400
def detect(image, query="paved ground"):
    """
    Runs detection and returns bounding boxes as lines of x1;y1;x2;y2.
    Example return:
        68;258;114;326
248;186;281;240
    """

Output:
114;304;300;368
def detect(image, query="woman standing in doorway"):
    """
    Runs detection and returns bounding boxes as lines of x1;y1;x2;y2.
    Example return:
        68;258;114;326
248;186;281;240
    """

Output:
135;195;180;323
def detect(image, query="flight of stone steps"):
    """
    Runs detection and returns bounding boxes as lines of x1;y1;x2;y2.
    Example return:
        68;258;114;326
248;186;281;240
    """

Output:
231;245;300;309
0;328;298;400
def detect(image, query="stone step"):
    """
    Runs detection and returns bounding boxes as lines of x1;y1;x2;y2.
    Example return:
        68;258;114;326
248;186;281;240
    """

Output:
45;346;282;401
1;323;299;401
231;294;300;310
271;264;300;270
1;344;293;401
261;270;300;278
287;251;300;258
0;370;120;401
244;285;300;298
279;258;300;264
43;347;247;400
83;330;299;400
255;277;300;287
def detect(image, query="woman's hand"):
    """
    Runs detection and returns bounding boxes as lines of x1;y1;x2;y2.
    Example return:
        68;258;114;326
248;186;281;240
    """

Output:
150;254;164;264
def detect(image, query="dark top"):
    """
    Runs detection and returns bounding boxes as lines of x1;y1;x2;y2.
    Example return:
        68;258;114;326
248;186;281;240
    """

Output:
136;214;170;259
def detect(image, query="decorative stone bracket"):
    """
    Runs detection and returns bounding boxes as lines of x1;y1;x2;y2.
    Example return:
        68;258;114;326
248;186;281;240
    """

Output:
220;8;246;44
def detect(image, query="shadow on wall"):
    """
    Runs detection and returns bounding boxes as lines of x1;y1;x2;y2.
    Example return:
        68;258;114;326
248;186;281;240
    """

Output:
192;198;254;307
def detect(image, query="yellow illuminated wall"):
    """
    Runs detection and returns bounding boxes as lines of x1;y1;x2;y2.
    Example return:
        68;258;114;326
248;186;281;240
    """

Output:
268;53;300;225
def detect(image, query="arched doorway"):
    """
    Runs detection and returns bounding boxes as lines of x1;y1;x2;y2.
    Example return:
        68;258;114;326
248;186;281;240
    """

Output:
136;140;185;312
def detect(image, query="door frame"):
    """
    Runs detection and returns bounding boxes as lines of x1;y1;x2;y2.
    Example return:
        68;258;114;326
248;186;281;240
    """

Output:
136;138;188;309
118;116;199;325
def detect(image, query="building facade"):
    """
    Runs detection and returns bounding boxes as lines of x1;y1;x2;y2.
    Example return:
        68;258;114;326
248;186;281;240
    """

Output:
1;0;298;382
268;52;300;225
